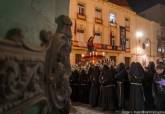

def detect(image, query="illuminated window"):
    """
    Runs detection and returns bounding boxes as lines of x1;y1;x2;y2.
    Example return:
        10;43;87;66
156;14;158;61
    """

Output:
109;13;116;24
78;3;85;16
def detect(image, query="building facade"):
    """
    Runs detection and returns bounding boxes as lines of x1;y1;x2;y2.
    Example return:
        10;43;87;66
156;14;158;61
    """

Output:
69;0;161;65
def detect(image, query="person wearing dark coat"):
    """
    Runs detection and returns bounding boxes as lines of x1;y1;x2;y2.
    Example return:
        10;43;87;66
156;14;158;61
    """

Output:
115;63;129;110
89;66;100;107
79;69;90;104
128;62;145;111
152;64;165;111
70;69;80;102
143;62;155;110
99;65;117;111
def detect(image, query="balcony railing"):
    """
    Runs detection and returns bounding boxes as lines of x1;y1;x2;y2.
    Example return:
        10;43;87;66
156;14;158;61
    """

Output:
77;13;86;20
72;40;130;52
95;17;103;24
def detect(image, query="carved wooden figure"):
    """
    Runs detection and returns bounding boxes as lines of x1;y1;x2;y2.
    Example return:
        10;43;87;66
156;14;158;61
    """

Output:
45;15;72;114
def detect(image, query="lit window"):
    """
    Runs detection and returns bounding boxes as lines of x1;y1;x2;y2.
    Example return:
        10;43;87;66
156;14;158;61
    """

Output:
78;3;85;16
109;13;116;24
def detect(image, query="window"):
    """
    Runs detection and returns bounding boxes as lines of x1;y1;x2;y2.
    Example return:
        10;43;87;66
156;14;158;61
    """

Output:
110;31;115;46
94;27;102;43
95;8;102;24
76;24;86;46
76;24;85;46
125;17;130;31
77;24;85;33
126;39;130;49
78;3;85;16
77;32;85;46
95;8;102;19
94;32;102;43
109;13;116;24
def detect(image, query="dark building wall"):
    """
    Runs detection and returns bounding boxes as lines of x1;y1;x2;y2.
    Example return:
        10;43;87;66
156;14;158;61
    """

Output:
0;0;70;46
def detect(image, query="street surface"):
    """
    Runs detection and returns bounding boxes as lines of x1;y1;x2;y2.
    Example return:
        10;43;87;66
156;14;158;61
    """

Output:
70;103;120;114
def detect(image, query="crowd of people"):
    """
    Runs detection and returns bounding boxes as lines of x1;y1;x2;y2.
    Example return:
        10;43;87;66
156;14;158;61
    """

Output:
70;59;165;111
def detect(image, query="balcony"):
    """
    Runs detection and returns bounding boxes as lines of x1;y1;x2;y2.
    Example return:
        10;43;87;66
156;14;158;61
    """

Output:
95;17;103;24
109;22;117;27
72;40;130;52
77;29;85;33
125;26;130;32
77;13;86;20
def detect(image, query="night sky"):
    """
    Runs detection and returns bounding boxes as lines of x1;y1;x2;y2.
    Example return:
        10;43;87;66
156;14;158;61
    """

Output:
128;0;165;12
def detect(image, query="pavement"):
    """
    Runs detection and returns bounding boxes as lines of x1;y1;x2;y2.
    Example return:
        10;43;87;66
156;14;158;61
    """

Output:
70;103;120;114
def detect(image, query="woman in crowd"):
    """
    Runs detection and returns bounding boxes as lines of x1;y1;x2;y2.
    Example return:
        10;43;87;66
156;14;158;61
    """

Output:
153;63;165;111
89;66;100;107
115;63;129;110
99;64;117;111
128;62;145;111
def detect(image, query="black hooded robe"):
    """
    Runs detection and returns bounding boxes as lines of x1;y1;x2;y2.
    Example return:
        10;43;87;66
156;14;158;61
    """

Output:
128;63;145;111
89;66;100;107
99;65;117;111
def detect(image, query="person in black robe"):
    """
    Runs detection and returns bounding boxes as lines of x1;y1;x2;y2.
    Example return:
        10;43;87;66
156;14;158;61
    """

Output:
70;69;80;102
152;64;165;111
128;62;145;111
79;69;90;104
115;63;129;110
143;61;155;110
99;64;117;111
89;66;100;107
